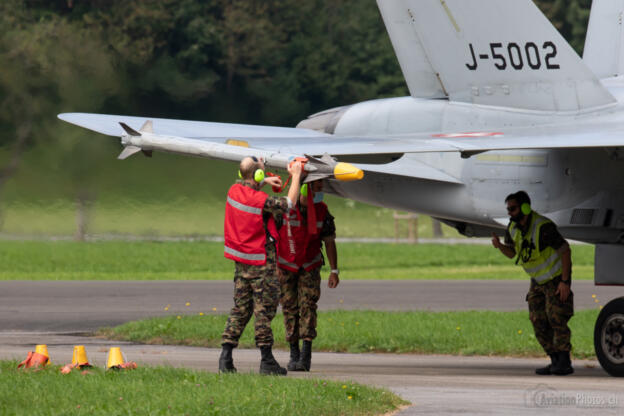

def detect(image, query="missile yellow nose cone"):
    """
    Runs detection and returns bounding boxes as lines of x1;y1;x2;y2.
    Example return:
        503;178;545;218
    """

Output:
333;162;364;181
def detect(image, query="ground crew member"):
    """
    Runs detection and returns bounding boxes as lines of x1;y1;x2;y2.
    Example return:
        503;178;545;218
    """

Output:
277;179;339;371
219;156;303;375
491;190;574;375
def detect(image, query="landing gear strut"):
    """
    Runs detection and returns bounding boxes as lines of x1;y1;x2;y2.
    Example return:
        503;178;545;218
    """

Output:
594;297;624;377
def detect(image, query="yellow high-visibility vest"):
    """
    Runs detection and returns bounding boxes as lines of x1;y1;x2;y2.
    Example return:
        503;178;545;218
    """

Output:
508;212;562;284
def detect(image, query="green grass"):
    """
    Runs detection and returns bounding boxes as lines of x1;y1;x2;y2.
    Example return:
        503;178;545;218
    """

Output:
1;197;459;239
0;241;595;280
0;361;406;416
98;309;600;359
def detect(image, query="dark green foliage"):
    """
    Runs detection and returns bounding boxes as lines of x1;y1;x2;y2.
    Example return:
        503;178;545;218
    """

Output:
1;0;594;140
535;0;592;55
3;0;406;127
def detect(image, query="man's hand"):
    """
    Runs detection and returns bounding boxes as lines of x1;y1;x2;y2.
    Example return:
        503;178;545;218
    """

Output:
288;161;303;177
555;281;571;302
491;232;502;249
264;176;282;188
328;272;339;288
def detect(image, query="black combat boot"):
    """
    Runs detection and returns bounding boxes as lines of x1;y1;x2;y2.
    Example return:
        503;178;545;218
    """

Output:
551;351;574;375
295;340;312;371
218;343;237;373
259;346;287;376
535;353;557;375
287;341;301;371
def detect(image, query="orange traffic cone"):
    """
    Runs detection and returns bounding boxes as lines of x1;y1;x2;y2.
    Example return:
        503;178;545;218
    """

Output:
18;344;50;369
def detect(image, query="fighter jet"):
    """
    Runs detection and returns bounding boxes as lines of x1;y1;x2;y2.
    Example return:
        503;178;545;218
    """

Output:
59;0;624;376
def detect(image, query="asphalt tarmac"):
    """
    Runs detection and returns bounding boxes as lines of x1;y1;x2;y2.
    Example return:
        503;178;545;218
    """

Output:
0;280;618;331
2;280;623;415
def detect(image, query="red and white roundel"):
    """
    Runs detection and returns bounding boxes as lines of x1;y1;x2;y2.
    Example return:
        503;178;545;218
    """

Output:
431;132;504;138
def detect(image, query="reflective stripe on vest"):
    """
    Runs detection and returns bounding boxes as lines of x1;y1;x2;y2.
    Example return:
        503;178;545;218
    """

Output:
508;212;562;284
277;256;299;271
226;196;262;215
225;246;266;262
302;253;322;270
533;258;563;283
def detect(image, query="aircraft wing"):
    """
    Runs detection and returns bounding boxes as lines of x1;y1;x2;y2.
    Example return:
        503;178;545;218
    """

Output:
59;112;624;161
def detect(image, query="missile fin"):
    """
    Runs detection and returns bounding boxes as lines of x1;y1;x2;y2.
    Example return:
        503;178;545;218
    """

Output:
119;122;141;137
118;145;142;160
140;120;153;133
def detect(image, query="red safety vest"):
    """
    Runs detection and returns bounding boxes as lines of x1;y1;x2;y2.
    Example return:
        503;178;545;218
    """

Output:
224;183;276;265
277;202;328;272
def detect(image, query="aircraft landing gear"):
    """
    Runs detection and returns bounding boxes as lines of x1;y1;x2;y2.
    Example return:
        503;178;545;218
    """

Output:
594;297;624;377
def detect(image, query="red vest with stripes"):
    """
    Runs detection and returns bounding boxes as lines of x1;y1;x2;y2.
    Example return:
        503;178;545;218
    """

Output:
277;202;328;272
224;183;274;265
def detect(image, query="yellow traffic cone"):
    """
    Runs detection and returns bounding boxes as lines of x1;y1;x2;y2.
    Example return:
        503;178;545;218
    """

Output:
106;347;124;369
72;345;91;367
35;344;51;365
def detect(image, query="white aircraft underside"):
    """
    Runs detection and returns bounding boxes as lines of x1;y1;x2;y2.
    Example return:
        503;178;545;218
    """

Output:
59;0;624;375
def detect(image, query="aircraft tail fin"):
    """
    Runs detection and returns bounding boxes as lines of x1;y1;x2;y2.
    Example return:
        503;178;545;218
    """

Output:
377;0;615;112
583;0;624;79
377;1;446;98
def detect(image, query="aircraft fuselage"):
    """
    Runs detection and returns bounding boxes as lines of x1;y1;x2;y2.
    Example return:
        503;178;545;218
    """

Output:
314;78;624;244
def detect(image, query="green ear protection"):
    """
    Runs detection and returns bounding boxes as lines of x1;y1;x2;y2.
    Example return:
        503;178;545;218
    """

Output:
254;169;265;183
301;183;308;197
238;169;265;182
521;202;531;215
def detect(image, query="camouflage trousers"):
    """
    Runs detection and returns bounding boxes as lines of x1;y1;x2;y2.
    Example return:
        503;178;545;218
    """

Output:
526;276;574;354
221;246;280;348
279;267;321;343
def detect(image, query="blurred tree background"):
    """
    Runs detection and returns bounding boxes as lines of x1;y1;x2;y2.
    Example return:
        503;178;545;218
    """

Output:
0;0;594;238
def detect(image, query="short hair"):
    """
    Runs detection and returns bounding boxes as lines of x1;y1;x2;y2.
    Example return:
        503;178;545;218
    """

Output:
505;190;531;206
239;156;262;180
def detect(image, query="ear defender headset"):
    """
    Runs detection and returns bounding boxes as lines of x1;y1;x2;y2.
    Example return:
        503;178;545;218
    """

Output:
238;156;265;183
521;202;532;216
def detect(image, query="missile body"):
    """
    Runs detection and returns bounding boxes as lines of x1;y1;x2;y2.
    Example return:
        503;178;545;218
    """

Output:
118;121;363;182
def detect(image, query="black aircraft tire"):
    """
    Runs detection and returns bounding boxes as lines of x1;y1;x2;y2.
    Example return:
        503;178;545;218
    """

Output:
594;297;624;377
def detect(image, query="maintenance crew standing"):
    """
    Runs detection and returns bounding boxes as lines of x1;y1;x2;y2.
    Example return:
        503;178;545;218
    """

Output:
491;190;574;375
278;179;339;371
219;156;303;375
